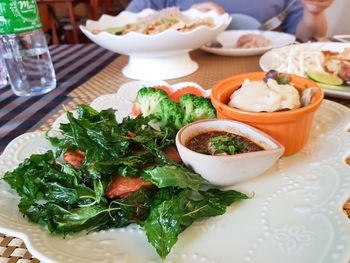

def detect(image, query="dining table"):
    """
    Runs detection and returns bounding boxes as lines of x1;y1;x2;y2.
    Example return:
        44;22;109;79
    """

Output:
0;42;350;262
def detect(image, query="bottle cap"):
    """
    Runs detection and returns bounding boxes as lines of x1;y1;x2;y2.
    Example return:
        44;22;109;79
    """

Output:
0;0;42;34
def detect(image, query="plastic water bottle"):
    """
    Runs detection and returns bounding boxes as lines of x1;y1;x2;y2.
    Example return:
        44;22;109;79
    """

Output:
0;0;56;96
0;47;7;88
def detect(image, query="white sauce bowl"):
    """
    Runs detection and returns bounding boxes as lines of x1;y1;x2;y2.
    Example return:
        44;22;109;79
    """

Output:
176;119;284;186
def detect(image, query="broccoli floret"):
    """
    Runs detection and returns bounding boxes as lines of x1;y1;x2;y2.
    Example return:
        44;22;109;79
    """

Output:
179;93;196;124
192;96;216;120
155;99;184;130
180;94;216;126
136;87;168;116
137;89;217;131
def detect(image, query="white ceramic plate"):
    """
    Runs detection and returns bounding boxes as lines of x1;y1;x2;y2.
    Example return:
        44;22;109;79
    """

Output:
200;30;295;56
1;81;350;263
80;9;230;80
259;42;350;99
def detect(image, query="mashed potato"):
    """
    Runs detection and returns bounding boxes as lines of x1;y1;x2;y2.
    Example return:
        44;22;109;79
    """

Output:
228;79;300;112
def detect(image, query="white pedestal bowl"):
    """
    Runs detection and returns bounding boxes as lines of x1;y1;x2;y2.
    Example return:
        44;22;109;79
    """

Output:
80;9;231;80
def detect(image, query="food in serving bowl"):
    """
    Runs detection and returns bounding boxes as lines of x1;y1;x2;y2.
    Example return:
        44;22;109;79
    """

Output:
80;8;230;80
211;72;324;156
176;119;284;186
92;7;215;35
185;130;264;155
228;70;318;112
229;78;300;112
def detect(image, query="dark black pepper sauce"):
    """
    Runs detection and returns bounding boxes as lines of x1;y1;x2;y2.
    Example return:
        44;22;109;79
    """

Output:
185;131;264;155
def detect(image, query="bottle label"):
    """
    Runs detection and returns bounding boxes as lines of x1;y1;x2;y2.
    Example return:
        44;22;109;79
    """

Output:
0;0;42;34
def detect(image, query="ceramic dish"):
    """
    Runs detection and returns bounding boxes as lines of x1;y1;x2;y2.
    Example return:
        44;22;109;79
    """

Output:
80;9;230;80
1;96;350;262
201;30;295;56
211;72;324;156
176;119;284;186
259;42;350;99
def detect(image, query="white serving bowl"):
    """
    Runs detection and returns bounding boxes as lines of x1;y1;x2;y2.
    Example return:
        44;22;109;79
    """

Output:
176;119;284;186
80;9;230;80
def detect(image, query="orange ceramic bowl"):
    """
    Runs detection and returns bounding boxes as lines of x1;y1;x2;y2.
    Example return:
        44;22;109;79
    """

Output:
211;72;324;156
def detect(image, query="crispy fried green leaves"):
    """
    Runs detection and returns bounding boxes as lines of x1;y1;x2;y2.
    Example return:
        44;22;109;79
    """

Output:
145;188;249;259
3;104;250;260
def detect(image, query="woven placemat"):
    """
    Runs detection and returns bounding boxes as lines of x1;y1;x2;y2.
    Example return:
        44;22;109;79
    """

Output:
2;50;350;262
0;234;40;263
37;97;94;131
67;49;262;98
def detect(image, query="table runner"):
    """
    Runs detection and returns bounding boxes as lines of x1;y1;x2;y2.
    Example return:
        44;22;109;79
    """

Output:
1;49;350;263
0;44;119;153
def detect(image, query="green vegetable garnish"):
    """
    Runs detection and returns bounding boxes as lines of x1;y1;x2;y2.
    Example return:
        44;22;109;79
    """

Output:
161;17;176;23
278;74;291;85
104;26;126;35
209;134;248;155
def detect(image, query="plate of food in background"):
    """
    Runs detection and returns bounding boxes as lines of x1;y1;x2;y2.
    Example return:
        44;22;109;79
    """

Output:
201;29;295;56
80;7;230;80
259;42;350;98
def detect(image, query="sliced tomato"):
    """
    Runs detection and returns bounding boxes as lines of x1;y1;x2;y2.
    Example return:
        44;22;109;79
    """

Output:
168;86;202;102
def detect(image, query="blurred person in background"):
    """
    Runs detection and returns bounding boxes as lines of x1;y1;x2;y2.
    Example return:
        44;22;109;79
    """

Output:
125;0;335;41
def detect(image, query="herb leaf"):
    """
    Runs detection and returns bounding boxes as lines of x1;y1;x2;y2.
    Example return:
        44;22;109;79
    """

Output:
209;134;248;155
145;188;249;259
140;165;208;190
